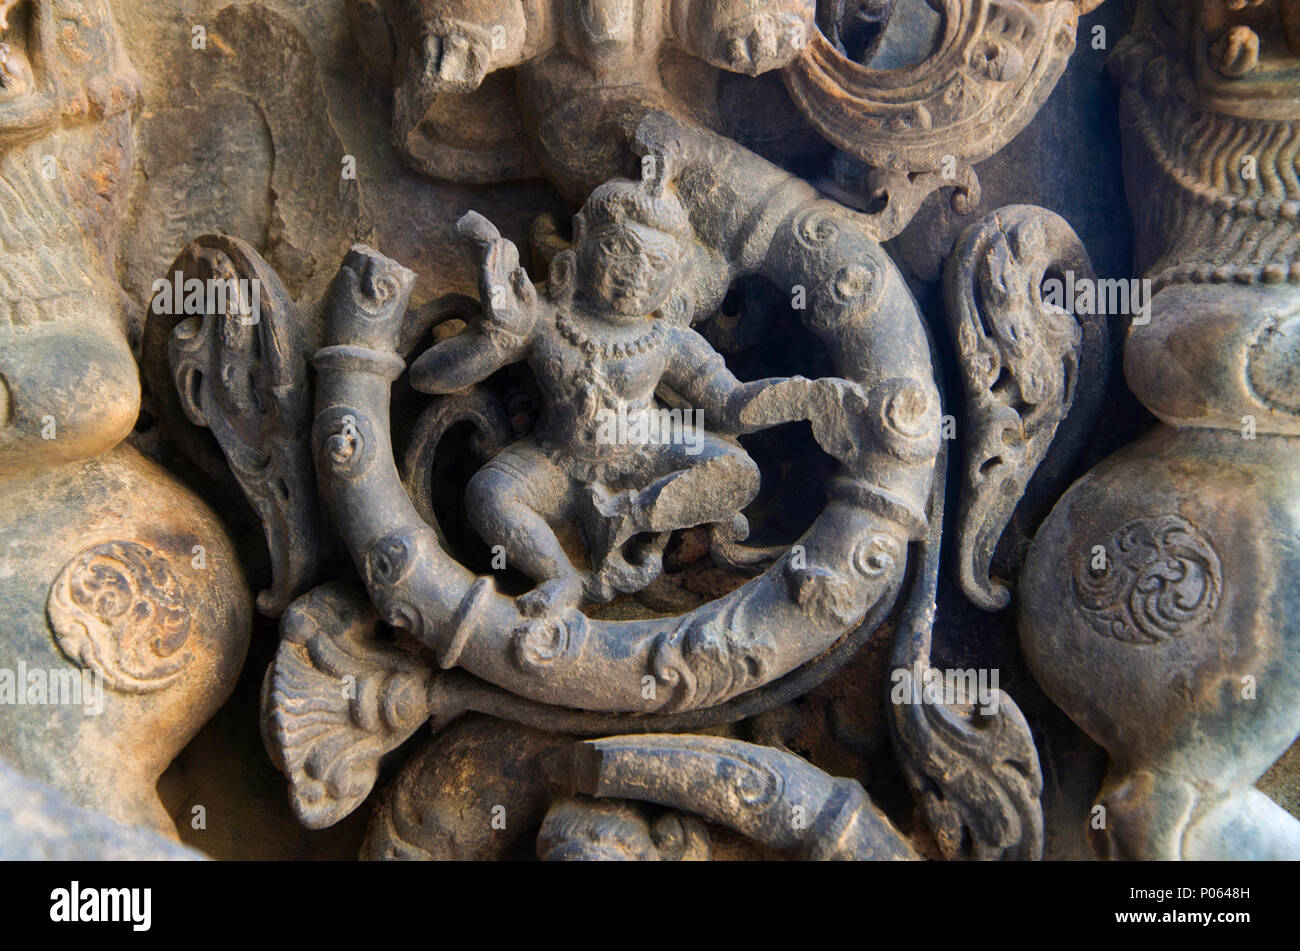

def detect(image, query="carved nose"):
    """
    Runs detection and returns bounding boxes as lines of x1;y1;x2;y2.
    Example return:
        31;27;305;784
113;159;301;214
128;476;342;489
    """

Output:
578;0;631;43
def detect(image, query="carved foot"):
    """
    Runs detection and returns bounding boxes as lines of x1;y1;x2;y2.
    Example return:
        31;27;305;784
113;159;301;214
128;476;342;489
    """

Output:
584;485;641;563
581;485;669;599
721;12;806;76
419;30;490;93
517;575;584;618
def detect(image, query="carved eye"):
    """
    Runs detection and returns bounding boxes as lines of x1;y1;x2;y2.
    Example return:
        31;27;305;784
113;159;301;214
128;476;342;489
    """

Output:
647;251;671;271
600;235;630;256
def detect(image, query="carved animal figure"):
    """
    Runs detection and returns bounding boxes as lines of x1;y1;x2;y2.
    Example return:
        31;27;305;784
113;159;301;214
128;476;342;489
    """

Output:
1020;0;1300;859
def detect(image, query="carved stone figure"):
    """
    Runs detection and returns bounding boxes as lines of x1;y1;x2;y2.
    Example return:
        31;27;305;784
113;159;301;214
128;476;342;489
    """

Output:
352;0;1100;234
133;1;1113;860
0;0;140;478
253;113;946;788
412;174;865;612
349;0;818;199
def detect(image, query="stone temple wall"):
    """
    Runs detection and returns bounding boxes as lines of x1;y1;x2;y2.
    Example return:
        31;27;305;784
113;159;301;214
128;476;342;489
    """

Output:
1;0;1297;862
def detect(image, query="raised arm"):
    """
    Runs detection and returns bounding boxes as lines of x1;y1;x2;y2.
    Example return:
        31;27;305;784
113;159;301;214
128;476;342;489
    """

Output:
410;211;539;394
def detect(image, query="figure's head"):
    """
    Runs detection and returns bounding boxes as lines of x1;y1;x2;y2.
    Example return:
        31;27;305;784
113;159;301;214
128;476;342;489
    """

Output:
573;174;692;320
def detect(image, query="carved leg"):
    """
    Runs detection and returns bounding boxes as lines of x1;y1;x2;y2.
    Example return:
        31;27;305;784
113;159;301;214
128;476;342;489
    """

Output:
465;442;583;616
585;437;759;598
631;439;760;536
590;436;759;550
1013;3;1300;859
0;444;251;837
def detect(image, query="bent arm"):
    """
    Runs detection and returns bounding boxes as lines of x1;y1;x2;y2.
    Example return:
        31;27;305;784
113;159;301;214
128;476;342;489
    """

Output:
409;324;528;394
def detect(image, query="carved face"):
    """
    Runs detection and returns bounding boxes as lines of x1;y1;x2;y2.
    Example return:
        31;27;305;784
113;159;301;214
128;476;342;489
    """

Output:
577;219;680;319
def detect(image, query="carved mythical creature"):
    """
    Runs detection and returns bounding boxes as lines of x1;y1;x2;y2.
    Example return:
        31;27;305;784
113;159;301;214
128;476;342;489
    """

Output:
0;0;140;477
142;1;1111;860
348;0;818;198
351;0;1098;233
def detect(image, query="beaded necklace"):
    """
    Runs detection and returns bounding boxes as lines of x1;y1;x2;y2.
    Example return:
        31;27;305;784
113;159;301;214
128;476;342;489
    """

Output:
554;309;665;361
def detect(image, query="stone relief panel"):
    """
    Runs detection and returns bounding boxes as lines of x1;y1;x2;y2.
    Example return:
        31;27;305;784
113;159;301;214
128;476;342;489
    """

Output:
1;0;1295;864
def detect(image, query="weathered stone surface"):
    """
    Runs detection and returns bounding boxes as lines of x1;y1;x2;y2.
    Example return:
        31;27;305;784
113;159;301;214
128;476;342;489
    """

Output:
1020;0;1300;859
0;444;251;836
4;0;1294;862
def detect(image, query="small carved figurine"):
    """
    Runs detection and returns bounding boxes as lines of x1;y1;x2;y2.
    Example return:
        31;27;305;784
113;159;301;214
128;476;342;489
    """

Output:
411;169;850;613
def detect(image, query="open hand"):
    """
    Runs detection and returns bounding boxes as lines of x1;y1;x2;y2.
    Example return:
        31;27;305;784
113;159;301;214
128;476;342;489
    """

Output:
457;211;538;339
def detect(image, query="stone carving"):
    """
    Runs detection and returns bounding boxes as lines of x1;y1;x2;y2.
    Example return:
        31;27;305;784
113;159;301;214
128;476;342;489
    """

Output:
0;0;252;840
1071;514;1223;645
0;0;140;479
537;798;712;861
788;0;1104;235
47;540;194;692
1;444;252;837
236;104;1083;858
362;717;573;860
354;0;1099;231
284;111;944;722
197;2;1109;861
946;205;1108;611
1019;0;1300;859
142;233;334;616
353;0;818;198
543;733;917;860
885;449;1046;860
413;188;817;611
6;0;1198;862
263;584;433;829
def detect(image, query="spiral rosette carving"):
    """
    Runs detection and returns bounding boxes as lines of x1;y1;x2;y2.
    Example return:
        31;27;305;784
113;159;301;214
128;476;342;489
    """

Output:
1072;515;1223;645
46;541;194;693
649;597;777;713
511;612;589;672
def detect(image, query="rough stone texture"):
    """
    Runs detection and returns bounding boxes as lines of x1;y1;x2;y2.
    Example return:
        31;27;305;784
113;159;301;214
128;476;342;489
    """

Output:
3;0;1294;861
1020;0;1300;859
